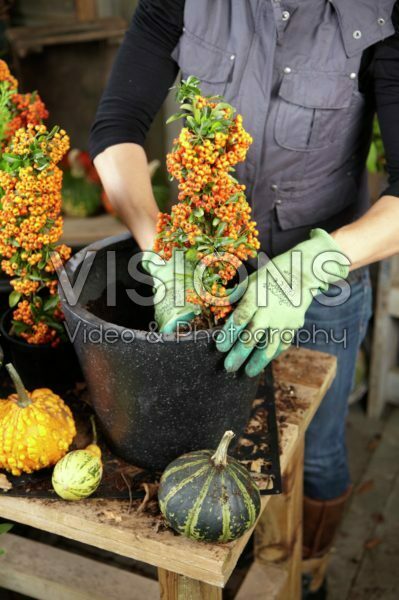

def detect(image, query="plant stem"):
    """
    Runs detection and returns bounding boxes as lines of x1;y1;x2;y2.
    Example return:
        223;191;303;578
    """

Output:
5;363;31;407
89;414;98;446
211;430;235;467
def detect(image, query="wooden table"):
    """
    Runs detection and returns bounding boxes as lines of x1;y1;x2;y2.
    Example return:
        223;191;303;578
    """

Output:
0;348;336;600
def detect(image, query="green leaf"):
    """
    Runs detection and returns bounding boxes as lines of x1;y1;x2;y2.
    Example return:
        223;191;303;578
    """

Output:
0;524;13;535
9;291;21;307
193;106;201;122
226;193;241;204
29;274;48;282
179;103;194;112
215;102;235;112
11;320;29;334
185;248;198;261
42;318;64;333
166;112;188;125
216;221;227;236
216;237;236;247
43;295;60;312
2;154;22;167
193;207;204;218
186;115;197;130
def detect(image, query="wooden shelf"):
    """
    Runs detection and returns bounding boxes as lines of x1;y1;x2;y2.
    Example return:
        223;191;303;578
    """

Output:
0;533;158;600
61;214;128;247
7;18;127;58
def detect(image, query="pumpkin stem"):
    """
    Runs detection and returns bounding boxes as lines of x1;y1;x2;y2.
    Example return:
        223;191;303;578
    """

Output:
211;430;235;467
89;415;98;446
85;415;102;459
5;363;31;407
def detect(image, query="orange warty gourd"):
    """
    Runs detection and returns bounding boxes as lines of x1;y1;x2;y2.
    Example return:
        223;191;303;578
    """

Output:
0;364;76;476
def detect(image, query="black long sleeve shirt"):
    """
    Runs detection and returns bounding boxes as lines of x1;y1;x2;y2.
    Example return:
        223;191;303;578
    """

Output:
89;0;399;198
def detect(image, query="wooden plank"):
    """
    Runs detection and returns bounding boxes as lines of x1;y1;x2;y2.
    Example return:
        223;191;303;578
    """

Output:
385;367;399;405
273;347;336;392
7;18;126;39
0;496;228;587
7;18;126;57
0;349;336;588
390;254;399;286
61;214;128;247
0;533;159;600
348;437;399;600
235;562;287;600
328;408;399;600
388;285;399;318
158;569;222;600
254;440;305;600
75;0;97;21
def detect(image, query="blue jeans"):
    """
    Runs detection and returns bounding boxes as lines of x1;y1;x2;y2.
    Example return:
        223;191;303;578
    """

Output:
297;268;372;501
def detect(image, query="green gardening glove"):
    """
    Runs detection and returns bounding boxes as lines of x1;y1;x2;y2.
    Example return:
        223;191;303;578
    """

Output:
142;250;200;333
216;229;350;377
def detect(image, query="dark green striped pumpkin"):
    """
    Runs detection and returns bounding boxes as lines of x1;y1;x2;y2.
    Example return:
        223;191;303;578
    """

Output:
158;431;261;543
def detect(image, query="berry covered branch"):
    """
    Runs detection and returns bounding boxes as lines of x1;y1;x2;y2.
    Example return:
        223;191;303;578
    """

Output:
154;77;259;323
0;60;71;346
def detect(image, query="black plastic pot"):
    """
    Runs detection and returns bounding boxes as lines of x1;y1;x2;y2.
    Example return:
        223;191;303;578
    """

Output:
0;309;82;391
59;232;262;470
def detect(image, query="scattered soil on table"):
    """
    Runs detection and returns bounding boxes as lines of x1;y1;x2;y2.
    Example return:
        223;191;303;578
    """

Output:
274;381;310;427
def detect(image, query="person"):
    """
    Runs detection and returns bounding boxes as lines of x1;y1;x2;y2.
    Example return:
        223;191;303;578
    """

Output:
89;1;399;597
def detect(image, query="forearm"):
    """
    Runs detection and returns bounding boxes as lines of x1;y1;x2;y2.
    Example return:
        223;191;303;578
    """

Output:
94;143;158;249
332;194;399;270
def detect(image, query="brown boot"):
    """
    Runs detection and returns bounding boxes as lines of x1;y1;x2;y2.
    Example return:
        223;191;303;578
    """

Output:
302;486;352;595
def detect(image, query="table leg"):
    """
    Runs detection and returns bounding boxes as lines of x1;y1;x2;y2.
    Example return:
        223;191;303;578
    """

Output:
254;437;305;600
158;569;222;600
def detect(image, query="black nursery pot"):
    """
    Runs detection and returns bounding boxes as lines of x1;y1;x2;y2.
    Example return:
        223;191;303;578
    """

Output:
0;309;82;391
59;232;261;471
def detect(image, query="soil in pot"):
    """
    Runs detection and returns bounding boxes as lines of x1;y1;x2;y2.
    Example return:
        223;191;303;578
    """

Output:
0;308;82;391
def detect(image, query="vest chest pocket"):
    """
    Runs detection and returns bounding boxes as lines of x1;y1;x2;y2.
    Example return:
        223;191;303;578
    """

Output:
274;71;356;152
171;29;235;97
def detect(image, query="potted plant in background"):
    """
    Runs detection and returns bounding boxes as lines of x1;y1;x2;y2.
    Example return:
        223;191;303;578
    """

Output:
60;77;268;471
0;59;79;389
61;148;103;218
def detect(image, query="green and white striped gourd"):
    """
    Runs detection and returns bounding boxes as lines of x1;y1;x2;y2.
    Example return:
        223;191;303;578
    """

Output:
52;417;103;501
158;430;261;543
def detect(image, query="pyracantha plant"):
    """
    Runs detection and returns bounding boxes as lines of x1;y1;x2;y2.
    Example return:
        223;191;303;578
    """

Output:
0;60;71;346
154;76;260;323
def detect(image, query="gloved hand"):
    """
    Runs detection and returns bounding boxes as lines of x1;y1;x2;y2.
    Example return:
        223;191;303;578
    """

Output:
141;250;199;333
216;229;350;377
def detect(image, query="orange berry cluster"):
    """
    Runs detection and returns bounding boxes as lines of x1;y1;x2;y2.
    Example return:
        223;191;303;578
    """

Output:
0;60;17;89
0;61;71;346
0;60;48;148
154;77;260;322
